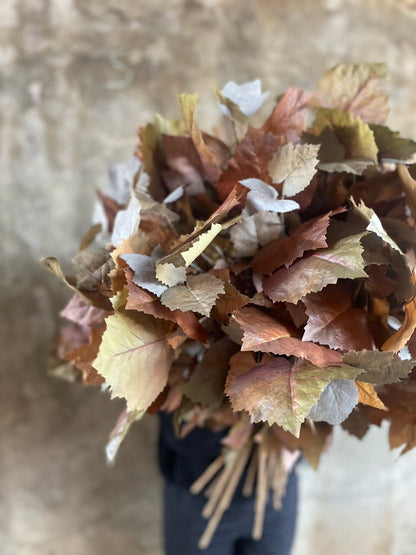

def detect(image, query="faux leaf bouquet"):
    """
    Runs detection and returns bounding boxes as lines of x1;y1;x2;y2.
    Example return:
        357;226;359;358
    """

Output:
44;64;416;547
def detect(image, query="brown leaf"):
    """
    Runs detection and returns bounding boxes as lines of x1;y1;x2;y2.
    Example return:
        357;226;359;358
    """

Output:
64;326;105;385
298;421;332;469
261;87;312;142
233;307;343;366
182;337;239;409
382;297;416;353
263;233;367;304
303;284;374;351
210;269;250;324
341;407;370;440
125;279;207;343
216;127;281;201
252;211;334;274
389;420;416;455
226;352;360;436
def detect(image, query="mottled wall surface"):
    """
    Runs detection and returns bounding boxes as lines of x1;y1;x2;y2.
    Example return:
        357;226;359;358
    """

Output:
3;1;416;553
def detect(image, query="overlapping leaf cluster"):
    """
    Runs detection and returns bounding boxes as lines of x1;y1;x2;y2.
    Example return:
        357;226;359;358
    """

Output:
45;64;416;471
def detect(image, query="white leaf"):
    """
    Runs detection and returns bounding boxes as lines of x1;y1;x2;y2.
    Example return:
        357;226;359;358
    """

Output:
111;194;142;247
230;211;283;257
107;156;141;204
121;252;167;296
308;379;358;425
239;178;300;214
218;79;269;117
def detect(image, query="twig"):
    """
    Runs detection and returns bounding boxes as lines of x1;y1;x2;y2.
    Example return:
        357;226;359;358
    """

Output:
252;439;268;540
242;447;258;498
198;440;253;550
190;453;226;495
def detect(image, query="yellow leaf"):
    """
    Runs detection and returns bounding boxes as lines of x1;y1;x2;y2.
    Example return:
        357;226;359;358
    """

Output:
355;381;387;410
93;311;174;412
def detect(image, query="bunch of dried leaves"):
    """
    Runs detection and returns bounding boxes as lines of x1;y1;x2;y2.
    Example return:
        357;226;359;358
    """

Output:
43;64;416;547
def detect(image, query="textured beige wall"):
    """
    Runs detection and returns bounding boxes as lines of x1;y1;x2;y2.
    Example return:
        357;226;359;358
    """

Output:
3;1;416;553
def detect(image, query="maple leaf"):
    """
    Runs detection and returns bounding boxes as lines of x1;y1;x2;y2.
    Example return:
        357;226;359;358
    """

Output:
252;210;335;274
233;307;343;366
160;274;225;317
263;233;367;304
312;108;378;165
225;352;361;436
261;87;312;142
216;126;282;201
308;379;358;425
182;338;239;409
303;284;374;351
343;350;414;384
93;311;174;412
316;63;389;124
230;211;283;258
268;143;319;197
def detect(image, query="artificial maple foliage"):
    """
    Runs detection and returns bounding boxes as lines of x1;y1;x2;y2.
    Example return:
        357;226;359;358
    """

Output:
44;63;416;547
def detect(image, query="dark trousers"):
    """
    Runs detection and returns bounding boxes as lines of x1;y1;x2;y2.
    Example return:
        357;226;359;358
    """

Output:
163;467;298;555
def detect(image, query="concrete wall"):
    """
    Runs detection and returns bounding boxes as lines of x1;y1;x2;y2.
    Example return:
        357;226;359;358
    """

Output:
3;1;416;553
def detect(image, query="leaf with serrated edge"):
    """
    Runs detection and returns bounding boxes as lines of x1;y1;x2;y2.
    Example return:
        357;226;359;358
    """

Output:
230;211;283;257
93;311;174;412
308;380;358;425
343;350;414;384
225;352;361;436
160;274;224;317
239;178;300;214
121;253;167;296
317;63;389;124
303;284;373;351
253;211;335;274
351;199;404;254
233;307;343;366
355;381;387;410
155;263;187;287
263;233;367;304
313;108;378;164
269;143;319;197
